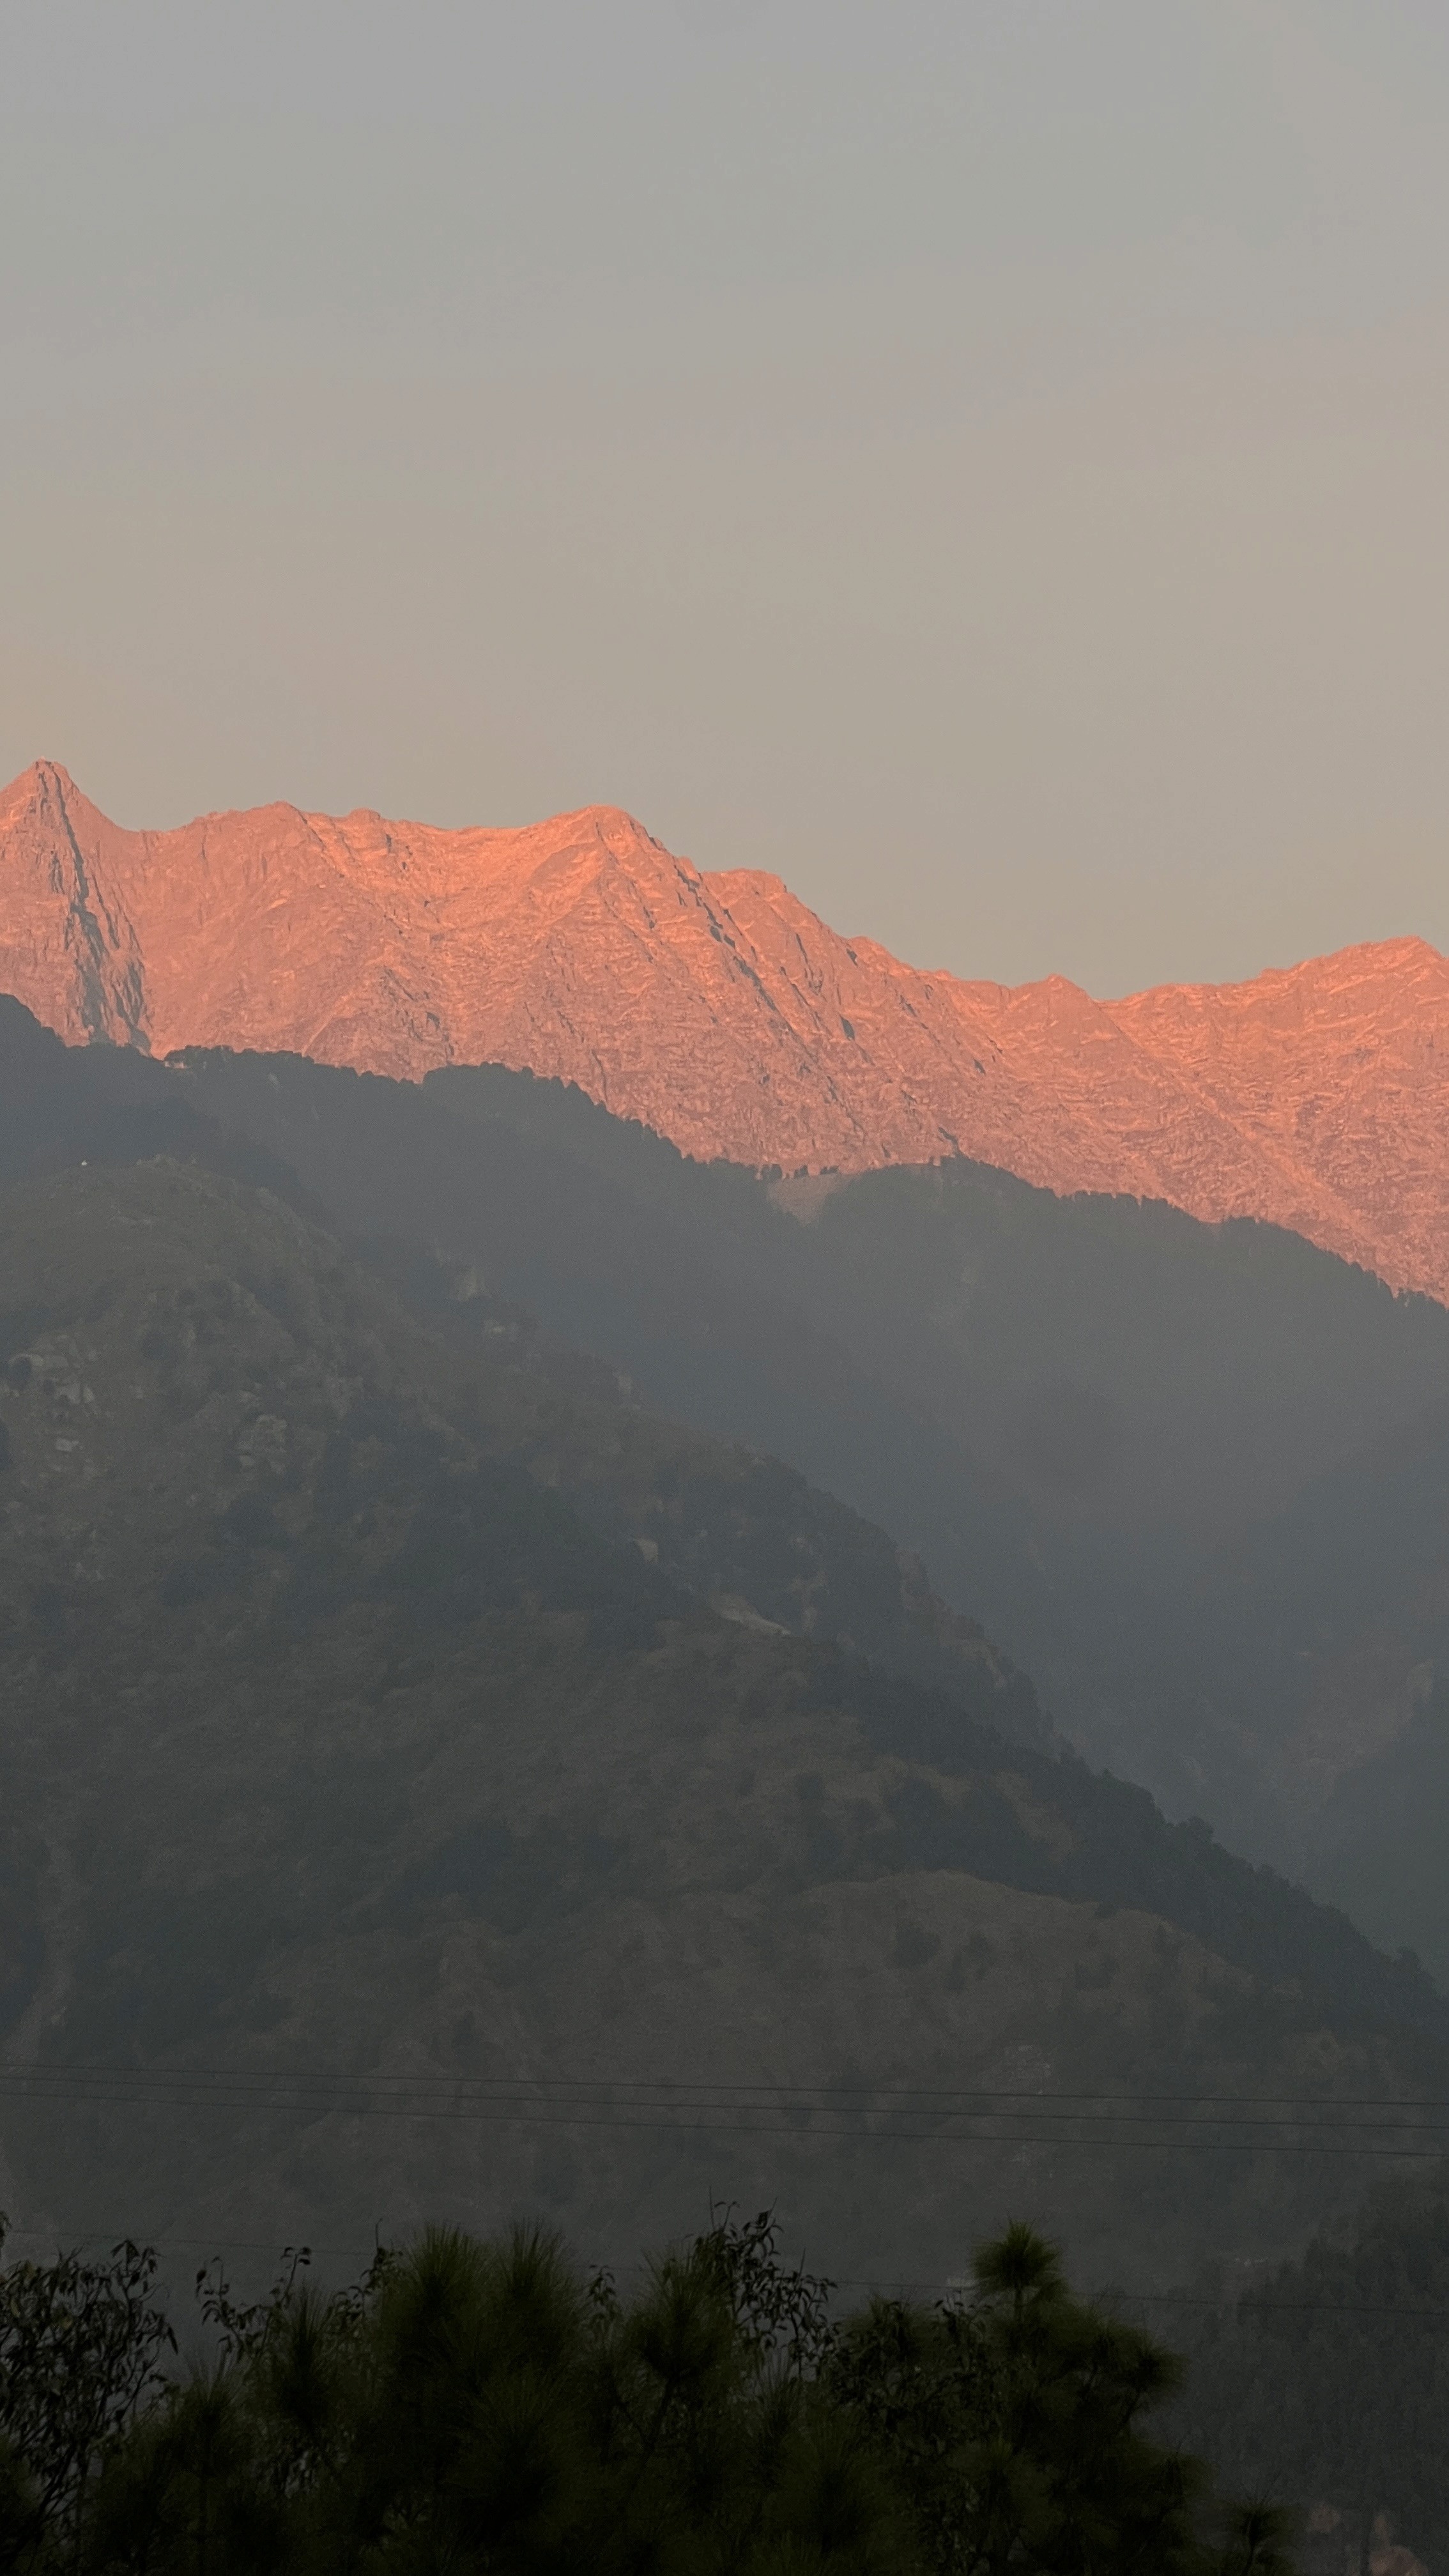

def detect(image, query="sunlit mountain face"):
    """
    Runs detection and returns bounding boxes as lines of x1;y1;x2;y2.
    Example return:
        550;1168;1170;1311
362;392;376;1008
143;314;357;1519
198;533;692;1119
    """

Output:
6;758;1449;1301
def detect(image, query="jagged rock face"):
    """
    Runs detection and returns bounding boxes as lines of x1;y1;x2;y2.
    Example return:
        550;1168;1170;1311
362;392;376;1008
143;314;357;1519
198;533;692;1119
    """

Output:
5;758;1449;1298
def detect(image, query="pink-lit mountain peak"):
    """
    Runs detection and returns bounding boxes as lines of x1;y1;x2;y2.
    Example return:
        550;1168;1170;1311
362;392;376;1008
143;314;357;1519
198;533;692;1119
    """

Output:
4;758;1448;1301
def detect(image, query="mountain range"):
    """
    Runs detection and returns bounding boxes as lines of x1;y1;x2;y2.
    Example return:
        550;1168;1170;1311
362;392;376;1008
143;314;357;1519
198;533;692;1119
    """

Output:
7;759;1449;1300
9;749;1449;2566
9;759;1449;2318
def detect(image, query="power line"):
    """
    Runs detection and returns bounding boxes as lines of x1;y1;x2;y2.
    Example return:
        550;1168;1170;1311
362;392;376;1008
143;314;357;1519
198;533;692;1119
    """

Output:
8;2060;1449;2113
3;2066;1449;2155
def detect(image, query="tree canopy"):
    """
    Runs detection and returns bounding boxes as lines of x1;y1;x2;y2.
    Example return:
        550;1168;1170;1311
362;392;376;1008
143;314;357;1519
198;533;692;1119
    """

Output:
0;2209;1291;2574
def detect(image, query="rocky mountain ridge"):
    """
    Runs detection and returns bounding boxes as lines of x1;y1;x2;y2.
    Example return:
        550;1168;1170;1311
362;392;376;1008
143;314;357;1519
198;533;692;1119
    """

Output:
6;760;1449;1298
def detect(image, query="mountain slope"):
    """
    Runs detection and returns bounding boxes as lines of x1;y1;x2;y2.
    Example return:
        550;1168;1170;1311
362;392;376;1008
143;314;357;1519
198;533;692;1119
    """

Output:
7;761;1449;1298
1;1156;1446;2298
0;1001;1042;1737
12;995;1449;1908
156;1034;1449;1854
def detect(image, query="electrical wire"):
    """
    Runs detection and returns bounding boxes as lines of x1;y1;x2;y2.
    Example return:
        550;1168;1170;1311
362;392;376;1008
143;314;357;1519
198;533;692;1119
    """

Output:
10;2061;1449;2111
13;2060;1449;2109
3;2062;1449;2156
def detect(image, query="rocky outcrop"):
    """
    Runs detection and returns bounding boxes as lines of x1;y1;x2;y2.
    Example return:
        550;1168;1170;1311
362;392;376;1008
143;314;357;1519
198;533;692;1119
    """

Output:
5;758;1449;1299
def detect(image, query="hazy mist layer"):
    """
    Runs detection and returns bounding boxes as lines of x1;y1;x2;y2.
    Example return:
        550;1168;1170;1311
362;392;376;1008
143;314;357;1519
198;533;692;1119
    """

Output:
4;0;1449;993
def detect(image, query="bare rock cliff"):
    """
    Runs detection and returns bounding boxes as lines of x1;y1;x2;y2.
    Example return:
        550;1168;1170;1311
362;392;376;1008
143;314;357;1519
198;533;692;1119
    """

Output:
4;758;1448;1299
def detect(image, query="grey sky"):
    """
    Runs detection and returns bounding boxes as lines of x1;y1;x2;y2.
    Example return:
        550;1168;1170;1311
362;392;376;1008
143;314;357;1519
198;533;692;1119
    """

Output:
4;1;1448;992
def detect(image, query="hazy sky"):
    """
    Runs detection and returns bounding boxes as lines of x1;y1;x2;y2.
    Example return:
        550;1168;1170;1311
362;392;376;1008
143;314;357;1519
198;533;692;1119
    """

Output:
4;1;1449;993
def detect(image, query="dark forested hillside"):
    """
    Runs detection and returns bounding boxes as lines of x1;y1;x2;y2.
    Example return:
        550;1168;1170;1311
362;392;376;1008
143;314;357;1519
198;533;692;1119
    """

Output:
98;1019;1449;1875
0;1000;1040;1740
6;996;1449;1971
0;1149;1446;2298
